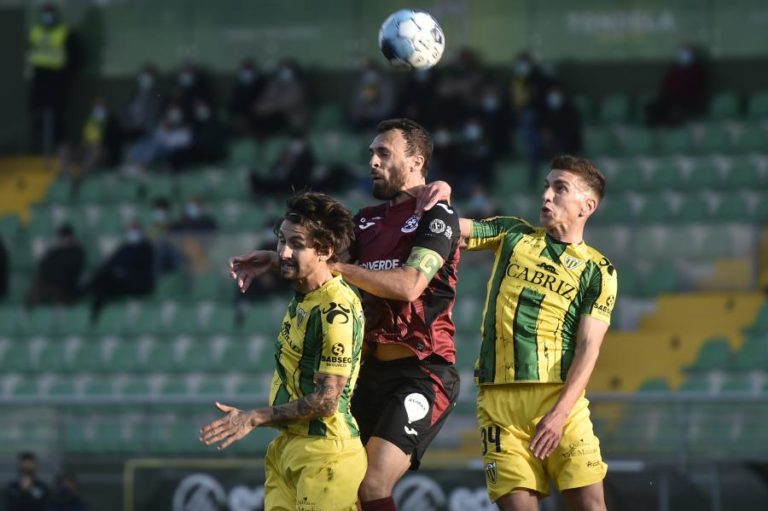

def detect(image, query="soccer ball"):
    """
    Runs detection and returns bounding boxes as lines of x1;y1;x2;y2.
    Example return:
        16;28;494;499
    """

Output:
378;9;445;70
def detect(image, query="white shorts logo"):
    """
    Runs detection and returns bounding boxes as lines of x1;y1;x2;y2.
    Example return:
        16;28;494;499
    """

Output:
404;393;429;423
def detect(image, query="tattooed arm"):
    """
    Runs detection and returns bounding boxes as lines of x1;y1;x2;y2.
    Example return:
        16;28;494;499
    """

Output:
200;373;348;450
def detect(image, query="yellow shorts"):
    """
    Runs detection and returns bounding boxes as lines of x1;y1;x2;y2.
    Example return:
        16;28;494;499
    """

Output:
477;384;607;501
264;431;367;511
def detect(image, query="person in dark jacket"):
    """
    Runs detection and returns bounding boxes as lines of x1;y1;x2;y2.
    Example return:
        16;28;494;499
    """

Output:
5;452;49;511
26;224;85;307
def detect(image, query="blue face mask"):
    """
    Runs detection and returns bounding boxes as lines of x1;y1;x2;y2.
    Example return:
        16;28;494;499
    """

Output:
547;92;564;110
138;73;154;90
91;106;107;122
678;49;694;66
464;124;482;141
125;229;143;244
40;12;57;27
239;69;255;84
179;72;195;87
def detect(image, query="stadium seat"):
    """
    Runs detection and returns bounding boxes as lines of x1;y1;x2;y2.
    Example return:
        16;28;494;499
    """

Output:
732;123;768;153
494;161;528;193
619;128;654;156
657;128;692;155
731;335;768;372
107;339;144;373
599;94;630;124
634;194;672;224
0;343;33;373
646;158;683;190
746;91;768;119
715;193;751;222
311;104;344;131
639;263;678;296
573;95;594;123
725;158;762;189
709;92;741;120
191;273;225;302
695;122;733;154
686;336;733;371
227;139;261;169
584;127;616;156
685;160;722;190
0;214;21;240
675;194;711;223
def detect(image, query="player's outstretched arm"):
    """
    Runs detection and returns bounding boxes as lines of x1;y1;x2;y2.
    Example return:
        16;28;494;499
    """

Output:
229;250;279;293
529;316;608;459
330;259;434;303
200;373;348;450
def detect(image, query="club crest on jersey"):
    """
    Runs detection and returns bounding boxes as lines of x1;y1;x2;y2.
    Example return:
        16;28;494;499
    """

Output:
401;214;420;233
296;307;306;327
429;218;446;234
563;255;583;270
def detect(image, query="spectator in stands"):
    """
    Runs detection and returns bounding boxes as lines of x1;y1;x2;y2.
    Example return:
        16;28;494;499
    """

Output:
252;60;309;136
349;60;394;130
189;98;226;165
173;62;215;116
26;3;80;153
122;63;164;141
228;58;265;137
539;83;583;157
48;472;87;511
457;117;495;191
508;51;550;187
59;97;123;185
434;47;485;127
169;197;218;233
397;68;438;127
477;82;511;157
430;123;462;184
465;184;500;219
25;224;85;308
0;237;7;301
4;452;49;511
249;133;316;196
82;222;154;322
123;103;193;175
147;198;186;274
645;43;707;127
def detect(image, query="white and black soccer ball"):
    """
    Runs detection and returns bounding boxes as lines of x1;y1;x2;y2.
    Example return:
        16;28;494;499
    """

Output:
378;9;445;70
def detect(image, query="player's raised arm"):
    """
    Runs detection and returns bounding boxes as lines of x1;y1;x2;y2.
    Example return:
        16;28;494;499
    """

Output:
200;373;349;450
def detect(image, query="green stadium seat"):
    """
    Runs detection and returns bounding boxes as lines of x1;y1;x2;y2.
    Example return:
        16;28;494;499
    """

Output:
214;172;249;201
573;95;594;122
639;264;678;295
686;336;733;371
0;306;22;336
599;94;630;124
44;179;73;204
155;272;190;302
18;308;57;337
262;137;291;166
675;194;711;223
685;160;722;190
730;335;768;371
495;161;528;193
732;124;767;153
747;91;768;119
0;214;22;240
93;306;126;336
634;195;671;224
48;376;77;397
148;342;181;373
725;158;762;189
227;139;261;168
122;378;152;397
83;378;116;398
609;159;644;192
646;159;683;190
311;104;344;131
715;193;751;222
584;127;616;156
204;307;238;336
36;339;73;373
637;378;671;392
695;122;732;154
748;303;768;332
678;373;711;393
620;128;654;156
0;343;33;373
709;92;741;120
191;273;225;302
756;195;768;222
242;302;282;336
107;339;144;373
178;171;212;200
12;378;40;398
657;128;692;155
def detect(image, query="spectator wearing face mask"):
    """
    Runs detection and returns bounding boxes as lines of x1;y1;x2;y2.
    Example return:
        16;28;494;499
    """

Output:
173;62;215;116
122;63;164;141
147;198;186;274
170;198;218;233
397;68;438;127
249;133;316;196
59;97;123;183
433;47;485;127
5;452;49;511
124;103;193;175
188;98;226;165
349;60;394;130
476;82;511;157
228;58;265;137
26;3;80;154
646;43;707;127
458;117;495;192
82;222;154;322
539;84;583;157
430;124;462;185
508;51;551;187
25;224;85;308
252;60;309;136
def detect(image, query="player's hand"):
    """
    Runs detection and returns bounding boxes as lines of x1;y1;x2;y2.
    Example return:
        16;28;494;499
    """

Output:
200;402;256;450
229;250;276;293
415;180;452;214
529;409;568;459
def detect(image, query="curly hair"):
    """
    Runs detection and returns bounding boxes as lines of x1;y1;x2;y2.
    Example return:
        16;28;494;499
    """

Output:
277;192;355;263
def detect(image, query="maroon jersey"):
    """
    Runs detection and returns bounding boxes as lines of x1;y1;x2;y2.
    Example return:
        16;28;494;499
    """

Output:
352;198;461;363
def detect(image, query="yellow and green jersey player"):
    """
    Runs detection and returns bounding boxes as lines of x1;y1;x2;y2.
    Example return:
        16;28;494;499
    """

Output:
201;192;366;511
456;155;617;511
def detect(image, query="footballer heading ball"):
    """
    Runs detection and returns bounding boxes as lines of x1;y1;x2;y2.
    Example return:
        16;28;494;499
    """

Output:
378;9;445;70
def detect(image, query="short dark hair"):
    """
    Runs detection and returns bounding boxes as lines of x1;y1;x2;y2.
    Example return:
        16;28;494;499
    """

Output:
18;452;36;462
377;118;433;177
278;192;354;263
551;155;606;200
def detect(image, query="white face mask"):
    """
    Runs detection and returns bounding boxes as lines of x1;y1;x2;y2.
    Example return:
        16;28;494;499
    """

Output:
185;203;202;219
464;124;482;141
138;73;154;90
433;129;451;147
515;60;531;77
362;70;379;84
277;67;294;82
195;105;211;121
167;109;183;125
239;69;255;84
179;71;195;87
91;106;107;122
678;49;694;66
547;92;564;110
40;12;57;27
125;229;143;244
153;209;168;223
482;95;499;111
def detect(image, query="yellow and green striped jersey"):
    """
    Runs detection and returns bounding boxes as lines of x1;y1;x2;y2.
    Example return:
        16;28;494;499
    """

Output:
268;275;364;438
468;217;618;385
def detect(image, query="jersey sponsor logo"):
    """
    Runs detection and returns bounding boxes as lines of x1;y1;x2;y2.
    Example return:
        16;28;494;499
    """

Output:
401;214;420;233
537;262;558;274
506;263;577;299
403;393;430;423
599;257;616;276
331;342;345;356
484;462;497;484
563;255;583;270
429;218;446;234
593;294;615;314
361;259;400;270
358;217;378;230
404;425;419;436
320;354;353;365
322;302;350;324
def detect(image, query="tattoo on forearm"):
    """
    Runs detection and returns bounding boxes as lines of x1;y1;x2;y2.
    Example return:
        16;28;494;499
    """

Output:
266;374;345;425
